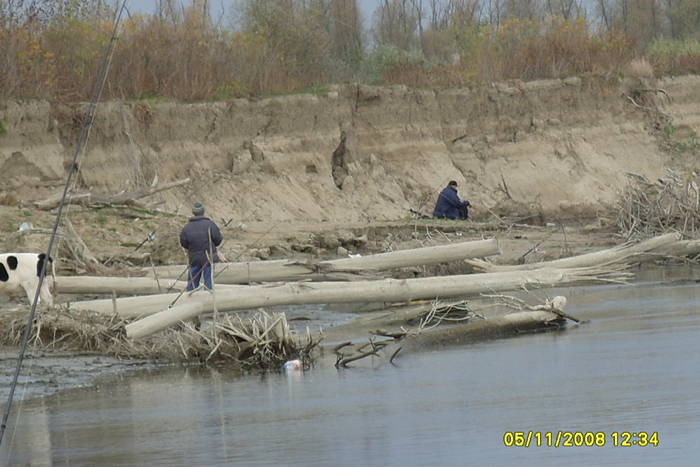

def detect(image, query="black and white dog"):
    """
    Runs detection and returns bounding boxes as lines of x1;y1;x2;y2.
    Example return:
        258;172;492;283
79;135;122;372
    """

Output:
0;253;53;307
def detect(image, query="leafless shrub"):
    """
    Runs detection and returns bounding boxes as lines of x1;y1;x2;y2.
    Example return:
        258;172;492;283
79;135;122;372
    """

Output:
616;170;700;240
625;58;655;78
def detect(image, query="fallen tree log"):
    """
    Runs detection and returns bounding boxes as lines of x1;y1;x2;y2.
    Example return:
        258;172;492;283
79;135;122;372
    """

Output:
327;307;567;367
34;178;190;210
654;239;700;258
120;265;629;338
145;238;500;284
465;232;680;273
55;276;242;295
395;310;565;355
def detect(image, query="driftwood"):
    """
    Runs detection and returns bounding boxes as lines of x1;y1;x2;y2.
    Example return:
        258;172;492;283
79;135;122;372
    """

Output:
466;232;680;273
334;338;391;368
0;306;320;368
119;265;629;339
54;276;243;295
327;301;566;367
481;294;581;323
397;310;565;353
655;239;700;259
60;219;105;274
145;238;500;284
34;178;190;210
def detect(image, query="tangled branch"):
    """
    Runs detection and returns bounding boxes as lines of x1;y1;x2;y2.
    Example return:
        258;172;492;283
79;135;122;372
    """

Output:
616;170;700;240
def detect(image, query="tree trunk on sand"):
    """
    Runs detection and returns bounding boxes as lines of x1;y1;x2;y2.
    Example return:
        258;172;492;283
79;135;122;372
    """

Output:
465;232;680;273
54;276;241;295
34;178;190;210
144;238;500;284
121;266;627;339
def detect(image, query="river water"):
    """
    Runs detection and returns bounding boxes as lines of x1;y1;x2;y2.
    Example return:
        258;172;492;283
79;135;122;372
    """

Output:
1;268;699;466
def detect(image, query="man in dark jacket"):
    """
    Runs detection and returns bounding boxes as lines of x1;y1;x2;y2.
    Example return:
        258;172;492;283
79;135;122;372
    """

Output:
433;180;471;220
179;203;223;290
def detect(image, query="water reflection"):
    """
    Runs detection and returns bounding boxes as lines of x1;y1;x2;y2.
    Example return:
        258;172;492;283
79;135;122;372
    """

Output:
1;275;699;466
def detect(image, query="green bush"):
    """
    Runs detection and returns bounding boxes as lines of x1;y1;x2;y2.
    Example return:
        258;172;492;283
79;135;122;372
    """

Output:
648;39;700;74
361;45;426;83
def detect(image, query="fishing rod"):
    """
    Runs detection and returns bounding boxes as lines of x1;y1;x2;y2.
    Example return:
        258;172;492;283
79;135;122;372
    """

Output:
0;0;128;447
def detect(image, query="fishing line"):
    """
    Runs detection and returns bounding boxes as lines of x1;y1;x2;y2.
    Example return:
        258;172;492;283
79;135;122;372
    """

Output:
0;0;128;447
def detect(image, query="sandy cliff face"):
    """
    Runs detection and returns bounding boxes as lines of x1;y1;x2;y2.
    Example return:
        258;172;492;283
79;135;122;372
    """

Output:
1;75;699;222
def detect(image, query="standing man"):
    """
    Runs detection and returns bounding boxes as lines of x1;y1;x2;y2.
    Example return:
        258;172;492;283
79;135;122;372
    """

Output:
433;180;472;220
180;202;223;290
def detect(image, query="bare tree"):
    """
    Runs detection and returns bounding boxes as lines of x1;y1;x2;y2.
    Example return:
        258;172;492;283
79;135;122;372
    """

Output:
664;0;700;39
596;0;613;31
484;0;505;26
544;0;583;20
373;0;420;50
329;0;364;66
502;0;542;21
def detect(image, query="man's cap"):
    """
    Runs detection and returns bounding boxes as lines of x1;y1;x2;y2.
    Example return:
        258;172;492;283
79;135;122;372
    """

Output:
448;180;458;186
192;202;205;216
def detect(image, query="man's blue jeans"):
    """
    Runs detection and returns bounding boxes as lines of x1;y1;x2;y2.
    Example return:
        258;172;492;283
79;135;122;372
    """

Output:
187;263;212;290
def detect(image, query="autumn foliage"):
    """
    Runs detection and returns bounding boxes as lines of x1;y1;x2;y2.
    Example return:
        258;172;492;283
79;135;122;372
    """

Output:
0;0;699;102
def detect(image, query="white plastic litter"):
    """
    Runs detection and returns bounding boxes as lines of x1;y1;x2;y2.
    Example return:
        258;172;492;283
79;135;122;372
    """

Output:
283;359;302;371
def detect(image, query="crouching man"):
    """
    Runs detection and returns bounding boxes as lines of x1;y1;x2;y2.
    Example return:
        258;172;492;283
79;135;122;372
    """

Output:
433;180;471;220
179;203;223;290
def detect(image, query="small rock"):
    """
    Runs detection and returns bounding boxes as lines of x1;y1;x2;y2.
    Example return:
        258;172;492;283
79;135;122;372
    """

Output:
337;246;349;256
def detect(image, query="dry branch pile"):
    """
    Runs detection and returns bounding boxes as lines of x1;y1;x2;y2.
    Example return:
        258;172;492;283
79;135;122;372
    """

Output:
332;299;483;367
0;307;127;353
33;178;191;211
617;171;700;239
0;308;321;370
415;299;483;331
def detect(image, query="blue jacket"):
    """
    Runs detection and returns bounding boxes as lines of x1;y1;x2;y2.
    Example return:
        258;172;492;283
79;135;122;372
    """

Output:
179;216;223;266
433;186;470;219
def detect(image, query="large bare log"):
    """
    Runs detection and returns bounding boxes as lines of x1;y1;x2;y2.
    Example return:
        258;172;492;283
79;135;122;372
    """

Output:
121;265;628;338
654;239;700;258
146;238;501;284
398;310;564;353
34;178;190;210
55;276;241;295
466;232;680;273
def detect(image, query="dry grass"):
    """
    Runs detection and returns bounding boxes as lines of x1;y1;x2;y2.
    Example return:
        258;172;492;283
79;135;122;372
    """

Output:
625;58;655;78
0;307;321;370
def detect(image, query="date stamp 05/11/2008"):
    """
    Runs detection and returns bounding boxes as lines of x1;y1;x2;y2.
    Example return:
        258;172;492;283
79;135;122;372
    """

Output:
503;431;660;448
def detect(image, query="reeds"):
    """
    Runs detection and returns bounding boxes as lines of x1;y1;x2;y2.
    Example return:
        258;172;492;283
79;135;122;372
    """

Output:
0;307;321;370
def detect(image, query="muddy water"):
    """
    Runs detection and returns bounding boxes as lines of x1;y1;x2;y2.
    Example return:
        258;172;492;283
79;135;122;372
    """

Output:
1;270;699;466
